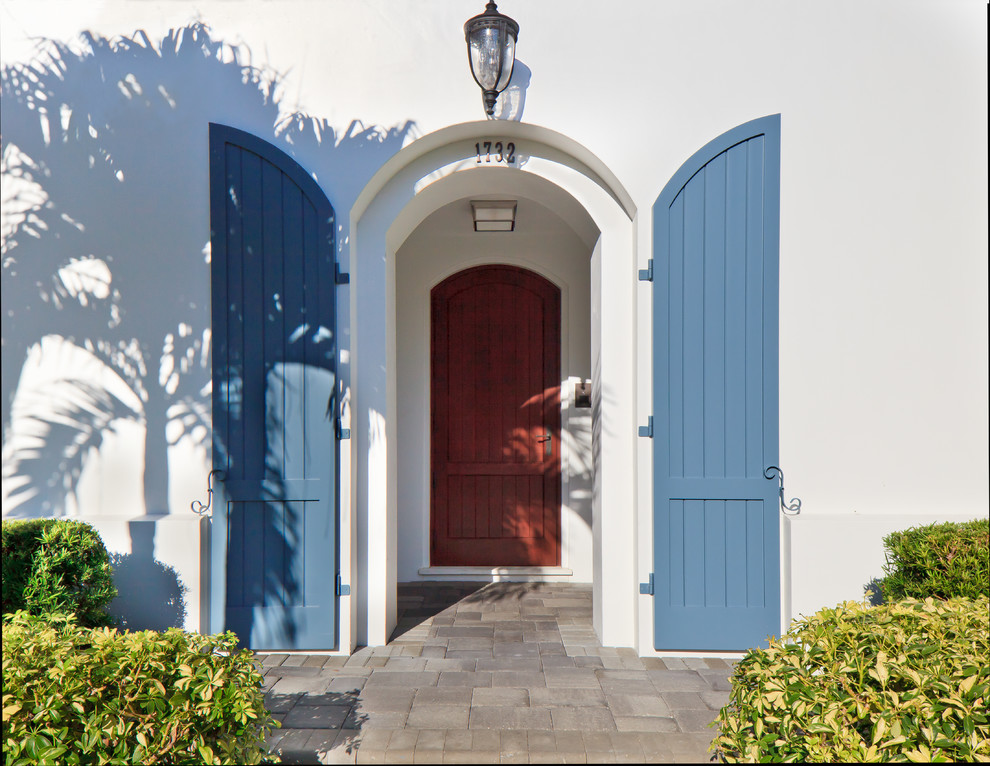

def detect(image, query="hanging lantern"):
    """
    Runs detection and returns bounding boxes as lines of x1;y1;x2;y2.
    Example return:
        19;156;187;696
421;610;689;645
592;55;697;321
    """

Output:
464;1;519;117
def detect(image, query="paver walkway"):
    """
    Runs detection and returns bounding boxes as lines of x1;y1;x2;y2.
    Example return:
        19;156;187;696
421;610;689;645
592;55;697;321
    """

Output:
259;582;734;763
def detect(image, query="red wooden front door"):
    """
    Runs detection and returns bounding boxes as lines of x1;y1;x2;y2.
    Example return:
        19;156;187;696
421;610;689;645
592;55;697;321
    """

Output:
431;265;561;566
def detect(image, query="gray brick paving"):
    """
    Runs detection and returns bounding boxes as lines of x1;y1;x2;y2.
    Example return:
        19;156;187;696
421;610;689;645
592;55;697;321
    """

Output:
543;667;600;688
699;690;732;710
270;666;327;678
326;677;369;693
549;707;616;731
414;687;474;705
406;705;470;729
273;675;333;695
646;669;712;692
528;688;605;707
266;692;302;712
260;582;738;764
670;707;720;733
469;706;553;730
284;704;351;729
659;691;710;710
613;715;679;733
605;693;672;718
472;687;529;706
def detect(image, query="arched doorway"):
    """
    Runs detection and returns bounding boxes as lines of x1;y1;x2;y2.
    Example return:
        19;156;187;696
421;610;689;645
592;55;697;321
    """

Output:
349;121;637;649
393;186;595;587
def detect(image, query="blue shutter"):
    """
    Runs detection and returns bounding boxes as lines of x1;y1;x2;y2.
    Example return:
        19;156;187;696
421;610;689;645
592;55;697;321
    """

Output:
650;115;781;650
210;124;339;650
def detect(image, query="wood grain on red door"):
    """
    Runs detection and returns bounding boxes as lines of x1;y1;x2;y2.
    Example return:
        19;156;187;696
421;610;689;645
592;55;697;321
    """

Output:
431;265;561;566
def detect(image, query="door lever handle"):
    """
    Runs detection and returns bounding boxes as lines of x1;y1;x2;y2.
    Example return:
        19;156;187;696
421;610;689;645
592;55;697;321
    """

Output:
536;431;552;456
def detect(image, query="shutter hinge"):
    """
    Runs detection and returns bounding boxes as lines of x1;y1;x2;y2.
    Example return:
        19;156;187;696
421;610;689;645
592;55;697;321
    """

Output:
638;259;654;282
639;573;654;595
336;573;350;597
336;419;351;440
335;264;350;284
638;415;653;438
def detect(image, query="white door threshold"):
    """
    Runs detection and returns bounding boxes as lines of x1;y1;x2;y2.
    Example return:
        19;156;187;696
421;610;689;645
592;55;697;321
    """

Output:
417;566;573;582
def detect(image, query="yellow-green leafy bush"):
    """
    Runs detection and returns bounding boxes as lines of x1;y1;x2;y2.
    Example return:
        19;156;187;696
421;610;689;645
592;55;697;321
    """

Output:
710;597;990;763
2;519;117;626
2;612;279;765
880;518;989;602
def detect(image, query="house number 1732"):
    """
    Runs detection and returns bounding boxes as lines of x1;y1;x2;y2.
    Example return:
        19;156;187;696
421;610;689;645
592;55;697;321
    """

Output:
475;141;516;164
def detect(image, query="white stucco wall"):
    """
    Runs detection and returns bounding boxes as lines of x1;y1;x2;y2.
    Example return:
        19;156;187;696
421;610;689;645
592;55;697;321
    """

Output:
2;0;986;651
783;513;985;628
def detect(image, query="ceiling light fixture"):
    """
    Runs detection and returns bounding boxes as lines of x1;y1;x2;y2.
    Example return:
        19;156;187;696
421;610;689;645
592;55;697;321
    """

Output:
471;200;517;232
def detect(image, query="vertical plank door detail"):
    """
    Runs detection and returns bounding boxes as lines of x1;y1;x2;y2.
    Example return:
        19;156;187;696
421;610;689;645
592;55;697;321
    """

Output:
431;265;561;566
210;124;338;650
651;115;781;650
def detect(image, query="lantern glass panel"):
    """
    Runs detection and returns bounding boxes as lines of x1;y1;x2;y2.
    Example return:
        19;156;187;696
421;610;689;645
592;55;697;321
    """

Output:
497;30;515;91
468;22;504;91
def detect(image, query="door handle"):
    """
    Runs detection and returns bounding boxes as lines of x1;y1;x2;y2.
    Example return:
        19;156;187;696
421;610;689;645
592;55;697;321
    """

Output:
536;431;552;456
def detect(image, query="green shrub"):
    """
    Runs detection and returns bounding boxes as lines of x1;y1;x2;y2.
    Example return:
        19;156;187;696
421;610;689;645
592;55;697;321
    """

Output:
1;519;117;626
1;519;59;614
710;597;990;762
1;612;279;765
880;518;989;602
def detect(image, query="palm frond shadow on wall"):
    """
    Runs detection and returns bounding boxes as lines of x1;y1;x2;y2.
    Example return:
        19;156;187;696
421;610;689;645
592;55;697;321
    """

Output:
2;23;416;519
1;24;415;639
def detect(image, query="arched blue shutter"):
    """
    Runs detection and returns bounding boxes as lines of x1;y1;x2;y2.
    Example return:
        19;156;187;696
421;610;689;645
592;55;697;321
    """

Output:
210;124;338;650
650;115;780;650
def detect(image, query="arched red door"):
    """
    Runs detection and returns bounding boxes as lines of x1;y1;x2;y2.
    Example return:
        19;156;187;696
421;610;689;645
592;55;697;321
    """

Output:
431;265;561;566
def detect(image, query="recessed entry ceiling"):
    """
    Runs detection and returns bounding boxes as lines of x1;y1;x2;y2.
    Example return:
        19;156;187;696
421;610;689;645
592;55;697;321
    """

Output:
398;195;594;257
387;167;601;254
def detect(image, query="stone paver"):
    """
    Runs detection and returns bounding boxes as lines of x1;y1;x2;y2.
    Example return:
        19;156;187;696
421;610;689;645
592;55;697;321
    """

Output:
469;706;553;730
671;707;720;733
528;687;605;707
283;704;350;729
471;687;529;706
700;690;732;710
647;669;712;692
414;688;473;706
260;582;739;764
605;693;672;718
406;705;469;729
613;715;679;733
543;667;600;688
549;707;616;731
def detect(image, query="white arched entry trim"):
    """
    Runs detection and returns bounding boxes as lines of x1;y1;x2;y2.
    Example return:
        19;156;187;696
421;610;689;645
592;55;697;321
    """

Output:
348;120;638;648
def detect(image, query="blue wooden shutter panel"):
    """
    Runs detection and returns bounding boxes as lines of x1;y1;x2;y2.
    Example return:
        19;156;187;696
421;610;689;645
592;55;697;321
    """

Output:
651;115;781;651
210;123;339;650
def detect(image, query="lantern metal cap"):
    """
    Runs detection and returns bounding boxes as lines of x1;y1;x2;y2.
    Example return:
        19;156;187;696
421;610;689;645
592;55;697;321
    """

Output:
464;1;520;41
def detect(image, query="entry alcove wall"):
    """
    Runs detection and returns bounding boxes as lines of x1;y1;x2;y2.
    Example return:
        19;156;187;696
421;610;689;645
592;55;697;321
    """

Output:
354;122;637;649
394;171;598;583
